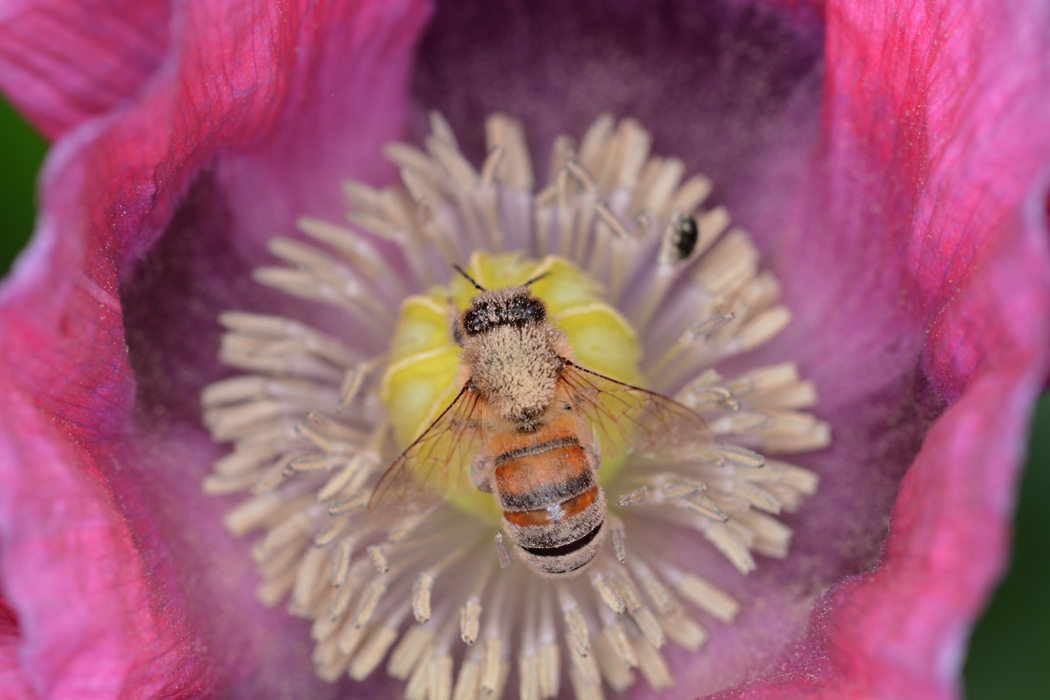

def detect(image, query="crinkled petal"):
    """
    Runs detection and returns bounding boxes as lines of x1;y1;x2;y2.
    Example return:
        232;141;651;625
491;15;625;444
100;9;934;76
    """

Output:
0;0;430;695
1;0;1047;698
0;0;172;139
0;388;205;697
410;1;1050;698
715;0;1050;697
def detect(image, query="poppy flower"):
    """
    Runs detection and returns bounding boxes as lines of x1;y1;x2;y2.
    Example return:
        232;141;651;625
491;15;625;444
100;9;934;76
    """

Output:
1;1;1048;699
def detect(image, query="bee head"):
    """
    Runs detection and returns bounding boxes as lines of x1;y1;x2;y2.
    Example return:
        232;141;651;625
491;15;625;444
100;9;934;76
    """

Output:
453;265;550;338
462;288;547;336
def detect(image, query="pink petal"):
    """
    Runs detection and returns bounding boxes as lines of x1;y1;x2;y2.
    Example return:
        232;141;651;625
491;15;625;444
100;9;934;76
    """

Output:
0;0;430;695
0;388;205;697
410;1;1050;697
0;0;172;139
713;0;1050;696
1;0;1047;698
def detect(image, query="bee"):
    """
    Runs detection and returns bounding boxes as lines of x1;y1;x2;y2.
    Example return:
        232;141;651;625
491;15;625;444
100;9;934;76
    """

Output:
369;266;713;578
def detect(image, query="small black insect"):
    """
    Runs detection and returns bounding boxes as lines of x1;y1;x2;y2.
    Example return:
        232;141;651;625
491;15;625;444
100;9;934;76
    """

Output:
673;216;699;261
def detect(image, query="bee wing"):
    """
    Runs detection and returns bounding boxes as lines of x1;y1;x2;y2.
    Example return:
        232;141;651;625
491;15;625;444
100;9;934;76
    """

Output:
559;360;714;457
367;384;486;527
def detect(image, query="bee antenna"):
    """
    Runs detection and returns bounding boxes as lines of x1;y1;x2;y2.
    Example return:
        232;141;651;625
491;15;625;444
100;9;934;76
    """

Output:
452;264;486;291
523;271;550;287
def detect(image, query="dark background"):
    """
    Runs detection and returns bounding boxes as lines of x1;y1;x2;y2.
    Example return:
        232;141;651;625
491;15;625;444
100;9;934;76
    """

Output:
1;96;1046;697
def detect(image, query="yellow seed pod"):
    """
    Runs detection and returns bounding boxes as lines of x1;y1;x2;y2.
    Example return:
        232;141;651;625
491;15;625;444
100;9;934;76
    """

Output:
379;252;643;522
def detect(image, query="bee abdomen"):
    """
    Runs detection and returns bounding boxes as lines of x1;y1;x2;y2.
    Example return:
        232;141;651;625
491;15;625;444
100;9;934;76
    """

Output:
504;488;607;578
493;437;593;519
494;437;606;577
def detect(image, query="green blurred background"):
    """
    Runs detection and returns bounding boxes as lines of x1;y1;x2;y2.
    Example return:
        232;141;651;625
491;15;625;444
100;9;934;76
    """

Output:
1;96;1047;697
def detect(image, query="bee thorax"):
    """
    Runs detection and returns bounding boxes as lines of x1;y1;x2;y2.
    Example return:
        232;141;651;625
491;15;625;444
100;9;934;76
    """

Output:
463;324;562;422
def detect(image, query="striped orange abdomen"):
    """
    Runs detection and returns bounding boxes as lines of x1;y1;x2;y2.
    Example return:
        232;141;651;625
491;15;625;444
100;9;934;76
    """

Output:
491;420;607;577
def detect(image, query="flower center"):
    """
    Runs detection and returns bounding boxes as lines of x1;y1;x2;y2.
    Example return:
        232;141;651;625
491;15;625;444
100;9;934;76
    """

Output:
381;252;642;522
201;113;830;699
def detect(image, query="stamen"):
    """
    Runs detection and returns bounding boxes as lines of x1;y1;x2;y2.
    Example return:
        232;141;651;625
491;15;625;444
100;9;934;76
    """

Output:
577;115;615;177
617;487;649;507
460;597;483;645
389;624;435;680
452;656;482;700
367;544;389;573
589;572;626;616
330;538;353;587
736;307;793;351
593;202;629;242
612;571;665;649
202;113;829;700
539;641;560;699
290;545;327;615
671;570;740;622
662;613;707;651
494;531;512;568
429;651;455;700
594;635;634;692
560;592;591;658
608;517;628;564
635;638;674;689
413;572;434;623
601;619;638;672
679;492;729;521
297;218;399;282
338;356;384;410
704;522;757;574
349;577;388;630
350;625;399;680
405;650;431;700
479;146;505;189
485;115;534;191
481;637;503;695
519;652;540;700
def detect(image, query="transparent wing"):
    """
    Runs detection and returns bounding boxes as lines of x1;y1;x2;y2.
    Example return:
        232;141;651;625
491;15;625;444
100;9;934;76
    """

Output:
558;360;714;457
367;384;486;526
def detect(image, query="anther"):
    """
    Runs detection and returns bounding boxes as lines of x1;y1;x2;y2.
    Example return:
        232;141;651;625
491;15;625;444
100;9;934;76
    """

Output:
480;638;503;694
562;606;590;658
461;598;483;645
589;572;625;616
617;486;649;507
609;517;628;564
413;573;434;623
674;571;739;622
494;532;512;568
367;544;389;573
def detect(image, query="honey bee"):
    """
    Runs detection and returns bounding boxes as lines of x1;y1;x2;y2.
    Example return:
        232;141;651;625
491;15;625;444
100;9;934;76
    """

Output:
369;267;713;578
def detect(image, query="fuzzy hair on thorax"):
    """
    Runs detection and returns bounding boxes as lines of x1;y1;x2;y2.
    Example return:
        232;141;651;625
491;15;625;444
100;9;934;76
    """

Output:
460;322;564;423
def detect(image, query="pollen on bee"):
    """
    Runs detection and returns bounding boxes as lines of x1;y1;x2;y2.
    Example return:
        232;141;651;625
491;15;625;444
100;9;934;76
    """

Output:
201;112;828;699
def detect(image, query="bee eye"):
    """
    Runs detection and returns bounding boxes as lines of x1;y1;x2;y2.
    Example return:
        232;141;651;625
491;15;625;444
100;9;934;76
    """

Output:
509;297;546;325
462;307;490;335
525;298;546;323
